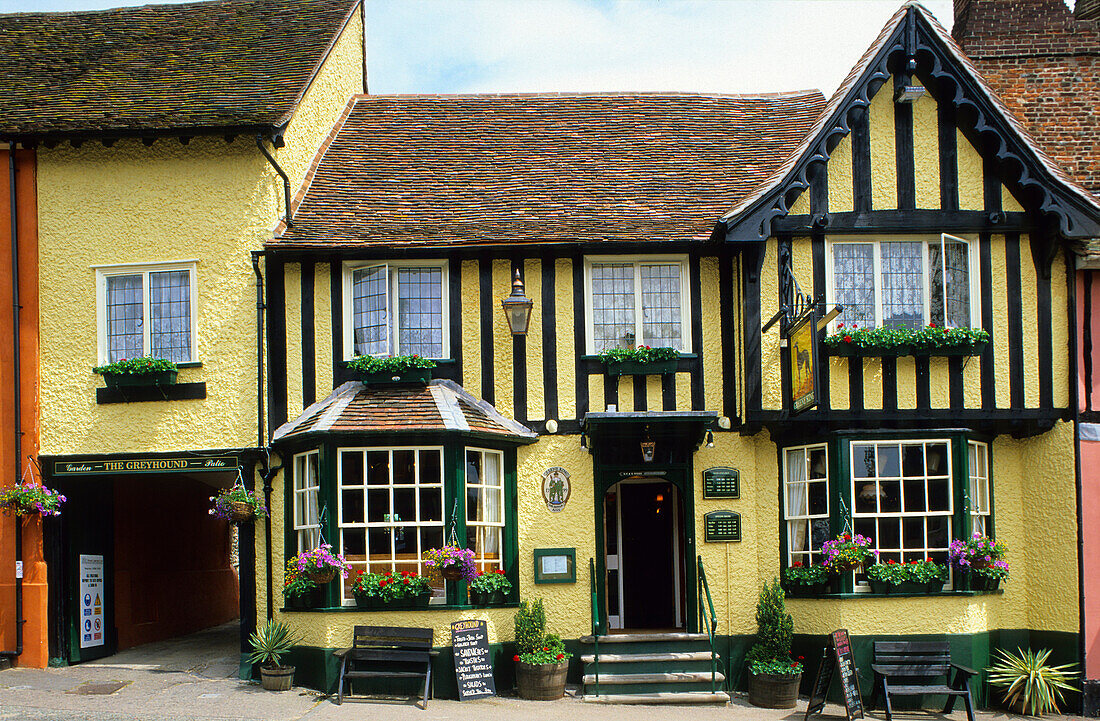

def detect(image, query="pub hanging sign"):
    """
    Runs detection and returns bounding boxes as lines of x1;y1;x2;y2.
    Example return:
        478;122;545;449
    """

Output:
54;456;238;476
787;308;820;415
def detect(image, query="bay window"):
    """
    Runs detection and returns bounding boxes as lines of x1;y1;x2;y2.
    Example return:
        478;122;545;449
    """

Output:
585;256;690;353
781;433;993;593
829;235;974;330
344;261;448;359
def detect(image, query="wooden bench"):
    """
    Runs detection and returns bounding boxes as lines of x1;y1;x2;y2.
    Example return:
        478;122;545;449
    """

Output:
332;625;438;709
869;640;977;721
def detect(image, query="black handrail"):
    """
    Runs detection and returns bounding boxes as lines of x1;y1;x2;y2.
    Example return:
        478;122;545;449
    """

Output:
697;555;719;693
589;557;600;696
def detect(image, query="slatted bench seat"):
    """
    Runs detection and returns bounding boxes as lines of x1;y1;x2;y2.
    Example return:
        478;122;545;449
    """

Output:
332;625;437;709
870;640;976;721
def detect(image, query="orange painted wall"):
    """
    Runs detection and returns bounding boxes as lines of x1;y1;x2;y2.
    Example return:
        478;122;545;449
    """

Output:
112;476;239;650
0;147;43;668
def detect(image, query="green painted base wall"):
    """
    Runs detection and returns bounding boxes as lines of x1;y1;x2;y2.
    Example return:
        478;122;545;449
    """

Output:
261;630;1078;708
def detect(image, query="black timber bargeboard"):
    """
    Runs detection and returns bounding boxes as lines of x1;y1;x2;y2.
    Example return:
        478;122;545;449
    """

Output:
771;210;1029;235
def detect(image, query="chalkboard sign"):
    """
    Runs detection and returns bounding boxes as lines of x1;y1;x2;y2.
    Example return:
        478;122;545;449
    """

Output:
704;510;741;542
702;467;740;499
451;620;496;700
805;628;864;721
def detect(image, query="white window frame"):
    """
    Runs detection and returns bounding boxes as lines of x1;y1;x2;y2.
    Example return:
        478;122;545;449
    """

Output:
967;440;991;537
465;447;506;574
341;260;449;361
782;443;830;567
849;438;955;591
292;450;321;554
93;260;199;364
582;255;692;354
336;445;445;606
825;235;979;332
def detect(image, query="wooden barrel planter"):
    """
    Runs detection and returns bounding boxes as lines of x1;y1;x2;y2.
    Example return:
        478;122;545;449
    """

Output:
516;660;568;700
748;671;801;708
260;665;295;691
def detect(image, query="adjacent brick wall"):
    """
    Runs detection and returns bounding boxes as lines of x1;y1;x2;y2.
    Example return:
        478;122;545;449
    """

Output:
952;0;1100;193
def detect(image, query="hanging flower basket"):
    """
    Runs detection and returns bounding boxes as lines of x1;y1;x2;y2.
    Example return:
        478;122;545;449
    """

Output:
307;567;338;584
285;544;350;595
209;483;267;524
423;546;478;582
0;480;66;517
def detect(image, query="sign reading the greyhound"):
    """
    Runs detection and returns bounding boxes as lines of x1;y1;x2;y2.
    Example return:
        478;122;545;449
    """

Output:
55;456;237;476
787;309;819;415
542;467;570;513
79;555;105;649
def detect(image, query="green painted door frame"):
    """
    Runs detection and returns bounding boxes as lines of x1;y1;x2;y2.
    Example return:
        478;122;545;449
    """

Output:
593;463;697;633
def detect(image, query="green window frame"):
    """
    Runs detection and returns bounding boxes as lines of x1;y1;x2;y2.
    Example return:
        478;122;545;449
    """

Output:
779;430;994;594
283;437;519;610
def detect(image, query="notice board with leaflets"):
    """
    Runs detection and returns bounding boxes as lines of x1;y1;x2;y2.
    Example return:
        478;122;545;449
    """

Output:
805;628;864;721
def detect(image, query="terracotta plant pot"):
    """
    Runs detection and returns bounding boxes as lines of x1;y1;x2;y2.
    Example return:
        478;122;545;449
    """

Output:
748;671;802;708
516;660;568;700
260;665;295;691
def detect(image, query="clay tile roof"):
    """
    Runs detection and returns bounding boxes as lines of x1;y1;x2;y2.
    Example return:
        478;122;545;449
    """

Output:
0;0;359;137
273;379;538;443
270;91;826;248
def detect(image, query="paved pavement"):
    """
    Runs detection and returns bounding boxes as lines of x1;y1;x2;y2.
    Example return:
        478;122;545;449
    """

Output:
0;623;1081;720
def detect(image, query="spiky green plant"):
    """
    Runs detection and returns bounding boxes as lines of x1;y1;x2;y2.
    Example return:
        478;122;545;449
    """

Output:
248;620;300;669
986;647;1077;716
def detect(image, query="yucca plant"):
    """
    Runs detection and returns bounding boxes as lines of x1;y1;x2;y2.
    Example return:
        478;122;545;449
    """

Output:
986;647;1077;716
248;620;299;669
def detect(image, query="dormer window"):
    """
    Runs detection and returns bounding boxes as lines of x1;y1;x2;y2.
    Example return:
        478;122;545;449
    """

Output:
828;235;975;330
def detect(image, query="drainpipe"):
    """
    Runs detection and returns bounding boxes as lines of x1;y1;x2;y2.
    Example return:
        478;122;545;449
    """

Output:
255;135;293;229
2;146;24;661
251;251;275;619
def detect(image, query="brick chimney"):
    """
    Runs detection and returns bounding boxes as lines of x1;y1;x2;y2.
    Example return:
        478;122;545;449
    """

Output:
1078;0;1100;21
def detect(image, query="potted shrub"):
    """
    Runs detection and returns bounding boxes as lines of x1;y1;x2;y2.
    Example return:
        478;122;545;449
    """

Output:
821;532;874;573
423;545;477;582
468;569;512;605
949;533;1009;591
208;483;267;524
351;570;433;609
987;647;1077;716
249;619;300;691
347;354;435;385
0;481;65;517
597;345;680;376
781;561;831;596
93;357;179;387
747;579;803;708
513;599;571;700
865;559;947;594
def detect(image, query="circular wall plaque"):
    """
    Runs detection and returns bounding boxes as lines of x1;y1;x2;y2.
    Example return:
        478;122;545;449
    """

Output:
541;467;571;512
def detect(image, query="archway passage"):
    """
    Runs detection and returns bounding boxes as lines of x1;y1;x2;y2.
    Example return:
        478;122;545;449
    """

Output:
604;479;685;631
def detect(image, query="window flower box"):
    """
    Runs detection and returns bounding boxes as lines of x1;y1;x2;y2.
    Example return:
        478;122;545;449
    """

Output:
284;587;326;610
597;346;680;376
829;344;912;358
868;579;930;595
824;325;989;359
94;357;180;388
347;355;435;385
910;341;987;357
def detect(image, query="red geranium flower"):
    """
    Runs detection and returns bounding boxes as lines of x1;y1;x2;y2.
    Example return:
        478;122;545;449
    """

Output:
843;335;852;343
556;653;565;660
513;655;520;662
791;561;803;568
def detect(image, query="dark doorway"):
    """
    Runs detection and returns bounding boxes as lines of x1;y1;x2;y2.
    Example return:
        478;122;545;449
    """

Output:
615;480;681;630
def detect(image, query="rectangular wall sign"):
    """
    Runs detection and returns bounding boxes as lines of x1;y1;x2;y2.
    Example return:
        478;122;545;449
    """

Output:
451;620;496;700
79;554;105;649
702;467;740;499
533;548;576;584
55;456;238;476
704;511;742;542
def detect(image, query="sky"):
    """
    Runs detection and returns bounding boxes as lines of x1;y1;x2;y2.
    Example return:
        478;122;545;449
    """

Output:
0;0;957;97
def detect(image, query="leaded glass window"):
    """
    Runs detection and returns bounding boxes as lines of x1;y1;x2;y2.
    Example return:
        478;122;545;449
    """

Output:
350;264;446;358
99;264;196;363
588;258;688;353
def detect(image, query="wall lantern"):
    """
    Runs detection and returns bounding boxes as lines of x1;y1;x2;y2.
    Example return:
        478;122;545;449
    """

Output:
640;425;656;463
501;269;534;336
894;85;926;103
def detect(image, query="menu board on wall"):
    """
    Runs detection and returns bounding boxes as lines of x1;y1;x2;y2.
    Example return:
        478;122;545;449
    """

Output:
451;620;496;700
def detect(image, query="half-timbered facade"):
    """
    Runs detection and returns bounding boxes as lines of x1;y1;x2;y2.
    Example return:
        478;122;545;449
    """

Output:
254;3;1100;703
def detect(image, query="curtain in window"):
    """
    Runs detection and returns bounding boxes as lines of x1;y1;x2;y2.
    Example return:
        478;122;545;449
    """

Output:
640;264;682;349
149;270;191;362
929;240;970;328
295;453;321;552
591;263;635;351
106;274;144;362
353;266;388;356
880;242;923;328
479;452;501;556
833;244;875;327
397;267;444;357
786;449;808;553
